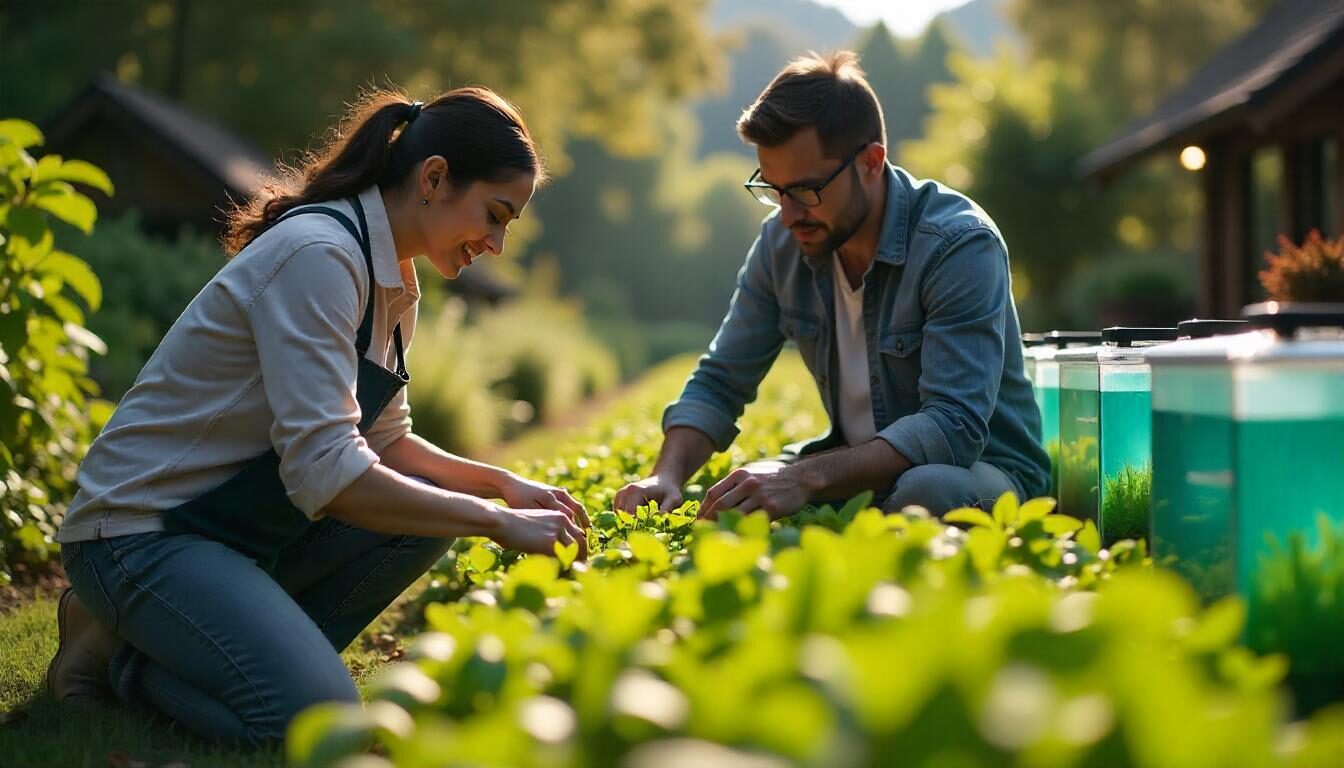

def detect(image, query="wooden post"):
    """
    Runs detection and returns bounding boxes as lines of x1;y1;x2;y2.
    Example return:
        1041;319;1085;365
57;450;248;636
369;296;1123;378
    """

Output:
1200;147;1222;317
1219;148;1252;316
1283;138;1327;241
1334;130;1344;237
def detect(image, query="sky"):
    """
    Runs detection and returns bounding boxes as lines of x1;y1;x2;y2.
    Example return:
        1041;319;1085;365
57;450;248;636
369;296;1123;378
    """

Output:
811;0;976;38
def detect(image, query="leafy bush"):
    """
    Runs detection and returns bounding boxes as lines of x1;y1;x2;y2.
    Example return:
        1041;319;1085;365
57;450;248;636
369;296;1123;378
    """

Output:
286;355;1343;768
72;212;222;399
1258;230;1344;302
1061;252;1195;328
0;119;112;582
407;291;620;456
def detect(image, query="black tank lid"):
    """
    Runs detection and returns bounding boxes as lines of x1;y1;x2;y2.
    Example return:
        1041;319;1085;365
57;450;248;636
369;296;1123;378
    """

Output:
1043;330;1102;347
1176;319;1249;338
1101;327;1179;347
1242;302;1344;335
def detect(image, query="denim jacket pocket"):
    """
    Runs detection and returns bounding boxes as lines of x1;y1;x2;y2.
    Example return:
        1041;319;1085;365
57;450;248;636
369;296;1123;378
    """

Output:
879;329;924;408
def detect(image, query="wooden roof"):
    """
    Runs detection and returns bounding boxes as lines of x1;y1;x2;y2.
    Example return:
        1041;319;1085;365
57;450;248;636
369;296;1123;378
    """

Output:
1079;0;1344;180
45;73;272;197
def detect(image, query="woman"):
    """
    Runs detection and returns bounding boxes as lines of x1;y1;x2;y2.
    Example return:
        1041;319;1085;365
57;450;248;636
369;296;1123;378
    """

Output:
45;86;588;748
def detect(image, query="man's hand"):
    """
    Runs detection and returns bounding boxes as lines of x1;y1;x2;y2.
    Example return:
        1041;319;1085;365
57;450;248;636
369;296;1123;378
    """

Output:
699;461;810;520
496;473;589;529
492;506;589;561
613;474;685;514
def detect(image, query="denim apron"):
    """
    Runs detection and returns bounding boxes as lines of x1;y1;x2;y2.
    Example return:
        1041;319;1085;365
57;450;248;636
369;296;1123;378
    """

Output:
161;197;409;571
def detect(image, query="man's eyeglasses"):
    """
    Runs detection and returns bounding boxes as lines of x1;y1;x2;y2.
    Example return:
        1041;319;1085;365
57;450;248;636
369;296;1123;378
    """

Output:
744;146;864;208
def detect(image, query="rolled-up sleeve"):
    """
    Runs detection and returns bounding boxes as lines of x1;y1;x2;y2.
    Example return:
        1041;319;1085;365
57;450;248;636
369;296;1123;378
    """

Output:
662;231;784;451
878;227;1006;468
246;242;381;518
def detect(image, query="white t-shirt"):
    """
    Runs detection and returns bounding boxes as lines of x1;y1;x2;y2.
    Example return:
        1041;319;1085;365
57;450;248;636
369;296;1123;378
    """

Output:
832;257;877;445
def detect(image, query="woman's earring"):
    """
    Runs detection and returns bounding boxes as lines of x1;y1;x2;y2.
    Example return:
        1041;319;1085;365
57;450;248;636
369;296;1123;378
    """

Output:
420;197;428;205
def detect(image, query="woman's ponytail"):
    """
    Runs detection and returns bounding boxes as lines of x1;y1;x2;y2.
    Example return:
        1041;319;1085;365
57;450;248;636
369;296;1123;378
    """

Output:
223;85;542;255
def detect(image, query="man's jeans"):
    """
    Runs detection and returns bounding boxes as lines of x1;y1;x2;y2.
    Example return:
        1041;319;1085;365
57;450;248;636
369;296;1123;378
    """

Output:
59;516;452;749
746;455;1023;516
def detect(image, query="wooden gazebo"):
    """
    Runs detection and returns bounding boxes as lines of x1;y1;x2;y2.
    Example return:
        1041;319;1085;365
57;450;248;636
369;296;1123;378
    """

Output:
1079;0;1344;317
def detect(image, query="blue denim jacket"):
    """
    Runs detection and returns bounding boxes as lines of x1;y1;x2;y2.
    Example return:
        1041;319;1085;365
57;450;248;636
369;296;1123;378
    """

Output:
663;163;1051;499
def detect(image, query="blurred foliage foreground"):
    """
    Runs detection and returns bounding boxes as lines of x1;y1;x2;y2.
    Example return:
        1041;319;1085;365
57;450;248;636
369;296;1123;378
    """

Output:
287;355;1344;768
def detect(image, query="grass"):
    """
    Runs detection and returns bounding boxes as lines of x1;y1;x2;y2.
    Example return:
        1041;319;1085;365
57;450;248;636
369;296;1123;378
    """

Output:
0;573;431;768
1102;464;1152;544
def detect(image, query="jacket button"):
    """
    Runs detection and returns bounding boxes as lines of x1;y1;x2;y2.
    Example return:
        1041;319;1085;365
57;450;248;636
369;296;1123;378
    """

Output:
896;340;904;351
870;374;880;386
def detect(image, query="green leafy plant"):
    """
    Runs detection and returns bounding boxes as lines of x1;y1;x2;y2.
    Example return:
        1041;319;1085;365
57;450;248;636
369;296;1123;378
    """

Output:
285;355;1341;768
0;119;113;582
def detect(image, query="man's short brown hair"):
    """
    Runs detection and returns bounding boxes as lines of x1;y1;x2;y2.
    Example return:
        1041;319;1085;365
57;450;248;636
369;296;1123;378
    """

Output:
736;50;886;157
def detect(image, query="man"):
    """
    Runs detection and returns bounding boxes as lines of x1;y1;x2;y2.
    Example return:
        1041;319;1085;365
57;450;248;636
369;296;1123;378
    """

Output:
614;51;1049;520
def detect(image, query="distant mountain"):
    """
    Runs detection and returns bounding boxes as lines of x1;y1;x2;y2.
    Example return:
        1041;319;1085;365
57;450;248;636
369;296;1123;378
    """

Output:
936;0;1020;58
707;0;858;51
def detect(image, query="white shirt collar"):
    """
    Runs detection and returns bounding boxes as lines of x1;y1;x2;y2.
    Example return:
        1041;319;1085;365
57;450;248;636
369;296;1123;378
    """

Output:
357;186;406;290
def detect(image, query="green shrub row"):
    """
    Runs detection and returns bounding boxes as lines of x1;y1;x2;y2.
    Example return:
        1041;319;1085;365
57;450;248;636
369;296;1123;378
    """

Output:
287;356;1344;768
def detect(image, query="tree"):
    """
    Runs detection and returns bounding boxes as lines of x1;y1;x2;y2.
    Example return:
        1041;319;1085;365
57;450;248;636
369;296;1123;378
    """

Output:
856;20;955;149
523;110;762;372
1007;0;1274;128
0;0;722;171
901;53;1127;326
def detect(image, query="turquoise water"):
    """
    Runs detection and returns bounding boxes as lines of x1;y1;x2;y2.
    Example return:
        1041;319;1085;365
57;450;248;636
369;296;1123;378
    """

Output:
1059;385;1100;524
1234;418;1344;596
1040;387;1060;497
1040;387;1060;447
1151;411;1234;599
1099;390;1150;480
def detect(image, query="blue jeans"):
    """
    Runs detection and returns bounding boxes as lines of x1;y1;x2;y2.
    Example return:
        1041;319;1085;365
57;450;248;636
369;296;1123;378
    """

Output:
59;516;453;749
745;455;1022;517
878;461;1022;516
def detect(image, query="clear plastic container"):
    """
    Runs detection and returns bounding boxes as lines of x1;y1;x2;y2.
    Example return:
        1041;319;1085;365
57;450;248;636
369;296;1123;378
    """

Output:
1145;321;1248;599
1146;304;1344;601
1057;327;1176;541
1230;303;1344;598
1028;331;1101;499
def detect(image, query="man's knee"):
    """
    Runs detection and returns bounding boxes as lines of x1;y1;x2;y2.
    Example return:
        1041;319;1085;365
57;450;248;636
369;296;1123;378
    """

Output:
881;464;978;517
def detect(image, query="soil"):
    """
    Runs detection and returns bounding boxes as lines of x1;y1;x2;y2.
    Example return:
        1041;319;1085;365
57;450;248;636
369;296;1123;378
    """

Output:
0;558;69;614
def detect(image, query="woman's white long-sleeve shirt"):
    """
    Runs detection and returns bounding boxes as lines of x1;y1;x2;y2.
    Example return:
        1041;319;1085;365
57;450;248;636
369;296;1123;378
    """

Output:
56;186;419;543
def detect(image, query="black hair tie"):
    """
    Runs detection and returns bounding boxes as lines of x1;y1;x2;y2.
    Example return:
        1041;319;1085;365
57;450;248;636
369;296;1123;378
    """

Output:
407;101;423;123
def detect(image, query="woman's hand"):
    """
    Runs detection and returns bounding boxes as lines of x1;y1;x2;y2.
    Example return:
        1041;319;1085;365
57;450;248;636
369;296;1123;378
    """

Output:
492;506;588;561
497;473;589;529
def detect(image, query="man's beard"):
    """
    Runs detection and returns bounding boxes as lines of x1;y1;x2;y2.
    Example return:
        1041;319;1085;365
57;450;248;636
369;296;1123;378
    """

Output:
795;175;869;258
